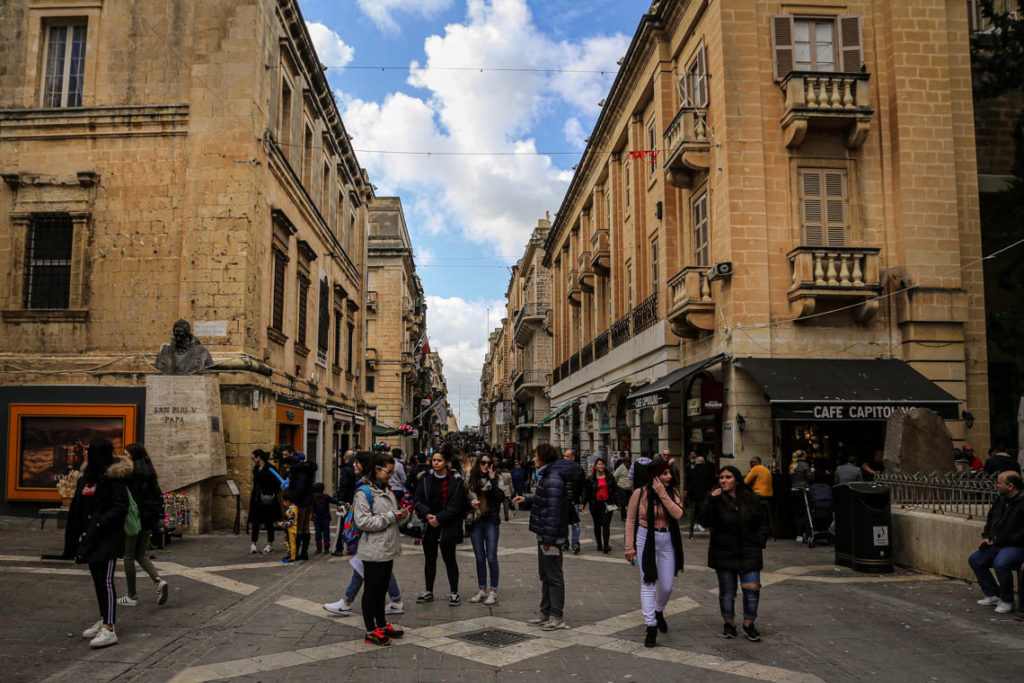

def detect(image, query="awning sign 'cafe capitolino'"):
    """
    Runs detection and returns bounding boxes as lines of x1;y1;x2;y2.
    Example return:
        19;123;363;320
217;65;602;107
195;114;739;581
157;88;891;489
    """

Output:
772;402;959;421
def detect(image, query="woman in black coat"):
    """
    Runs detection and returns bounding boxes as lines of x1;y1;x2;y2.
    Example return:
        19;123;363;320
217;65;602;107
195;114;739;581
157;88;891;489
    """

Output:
119;443;169;607
249;449;282;554
413;448;467;605
64;438;131;649
699;465;771;642
585;457;618;553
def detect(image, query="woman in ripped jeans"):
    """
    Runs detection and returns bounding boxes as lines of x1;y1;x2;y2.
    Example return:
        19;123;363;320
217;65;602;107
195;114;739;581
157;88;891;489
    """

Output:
699;465;771;642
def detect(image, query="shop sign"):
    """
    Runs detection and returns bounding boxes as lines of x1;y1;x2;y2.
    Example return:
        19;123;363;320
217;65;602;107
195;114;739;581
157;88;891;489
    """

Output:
701;382;724;413
773;403;957;421
630;391;668;410
686;398;701;417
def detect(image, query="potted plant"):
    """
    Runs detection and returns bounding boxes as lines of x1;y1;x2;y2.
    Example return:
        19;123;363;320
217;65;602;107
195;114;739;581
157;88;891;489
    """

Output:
55;468;82;508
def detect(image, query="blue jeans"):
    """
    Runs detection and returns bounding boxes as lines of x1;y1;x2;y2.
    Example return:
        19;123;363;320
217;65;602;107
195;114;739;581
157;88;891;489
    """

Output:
470;517;500;590
969;544;1024;604
313;517;330;546
716;569;761;621
570;522;581;549
345;568;401;603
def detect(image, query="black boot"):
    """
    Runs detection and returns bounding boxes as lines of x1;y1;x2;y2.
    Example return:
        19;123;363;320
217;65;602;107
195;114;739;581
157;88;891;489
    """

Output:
298;534;310;560
655;611;668;633
645;625;658;648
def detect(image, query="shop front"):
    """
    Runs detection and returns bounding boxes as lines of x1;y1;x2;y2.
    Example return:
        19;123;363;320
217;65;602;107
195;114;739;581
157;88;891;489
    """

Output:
735;357;962;476
684;372;724;460
276;403;304;451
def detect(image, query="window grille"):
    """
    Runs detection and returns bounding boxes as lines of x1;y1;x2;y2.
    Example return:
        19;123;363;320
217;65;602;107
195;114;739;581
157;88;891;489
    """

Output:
24;214;74;309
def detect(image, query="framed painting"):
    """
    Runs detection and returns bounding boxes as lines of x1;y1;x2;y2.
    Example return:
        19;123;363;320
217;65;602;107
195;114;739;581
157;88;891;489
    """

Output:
5;404;137;502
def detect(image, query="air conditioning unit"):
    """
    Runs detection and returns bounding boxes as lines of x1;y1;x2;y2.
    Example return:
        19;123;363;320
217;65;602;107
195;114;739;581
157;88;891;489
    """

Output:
705;261;734;282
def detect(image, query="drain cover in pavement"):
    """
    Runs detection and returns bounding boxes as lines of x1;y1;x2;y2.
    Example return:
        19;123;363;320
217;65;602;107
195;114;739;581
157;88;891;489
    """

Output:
455;628;535;648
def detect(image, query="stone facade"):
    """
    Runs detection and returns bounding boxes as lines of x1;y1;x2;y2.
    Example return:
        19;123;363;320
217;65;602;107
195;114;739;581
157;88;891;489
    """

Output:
501;0;988;474
0;0;375;524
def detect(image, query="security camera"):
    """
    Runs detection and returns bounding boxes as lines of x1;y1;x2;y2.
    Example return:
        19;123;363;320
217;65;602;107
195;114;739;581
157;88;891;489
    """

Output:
705;261;734;282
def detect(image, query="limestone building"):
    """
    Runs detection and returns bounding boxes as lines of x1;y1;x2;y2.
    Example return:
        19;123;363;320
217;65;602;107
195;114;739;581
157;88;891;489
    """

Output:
537;0;987;472
0;0;375;525
365;197;440;455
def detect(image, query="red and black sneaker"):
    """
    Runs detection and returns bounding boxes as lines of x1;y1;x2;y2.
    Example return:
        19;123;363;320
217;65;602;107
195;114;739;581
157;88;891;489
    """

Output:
364;628;392;646
384;622;405;639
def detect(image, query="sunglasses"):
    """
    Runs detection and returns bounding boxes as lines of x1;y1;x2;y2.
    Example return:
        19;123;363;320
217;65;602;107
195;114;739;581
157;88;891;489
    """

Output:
377;467;395;476
480;460;492;466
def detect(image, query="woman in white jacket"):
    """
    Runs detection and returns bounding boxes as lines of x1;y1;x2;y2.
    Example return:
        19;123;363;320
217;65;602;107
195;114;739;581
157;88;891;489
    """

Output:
353;451;409;646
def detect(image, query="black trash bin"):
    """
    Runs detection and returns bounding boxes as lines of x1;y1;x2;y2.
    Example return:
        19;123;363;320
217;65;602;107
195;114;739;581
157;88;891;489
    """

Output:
834;483;893;573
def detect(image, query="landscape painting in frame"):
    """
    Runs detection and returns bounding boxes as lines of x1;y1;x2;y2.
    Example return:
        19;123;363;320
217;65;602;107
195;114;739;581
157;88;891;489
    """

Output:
6;404;137;502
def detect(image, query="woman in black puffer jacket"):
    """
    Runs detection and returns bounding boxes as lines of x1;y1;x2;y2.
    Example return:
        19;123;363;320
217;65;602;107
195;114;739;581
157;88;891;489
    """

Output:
64;438;131;649
248;449;282;554
699;465;771;643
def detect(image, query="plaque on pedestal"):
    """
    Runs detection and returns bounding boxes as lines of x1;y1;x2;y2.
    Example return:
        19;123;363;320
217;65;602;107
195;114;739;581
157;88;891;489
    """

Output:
145;375;227;492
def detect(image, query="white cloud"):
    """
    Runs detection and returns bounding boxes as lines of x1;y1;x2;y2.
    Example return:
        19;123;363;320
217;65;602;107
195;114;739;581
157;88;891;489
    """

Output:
563;116;586;150
425;295;506;427
341;0;629;261
356;0;455;34
306;22;354;68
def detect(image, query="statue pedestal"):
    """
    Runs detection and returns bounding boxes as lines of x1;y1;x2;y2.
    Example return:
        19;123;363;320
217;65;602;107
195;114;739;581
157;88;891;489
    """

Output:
145;375;227;532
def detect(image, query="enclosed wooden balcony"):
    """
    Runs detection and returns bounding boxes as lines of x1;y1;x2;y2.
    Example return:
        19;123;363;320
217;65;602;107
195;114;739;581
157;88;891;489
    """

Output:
663;106;710;188
577;251;594;292
514;302;547;348
667;266;714;338
513;369;549;399
780;72;873;149
590;228;610;275
787;246;881;319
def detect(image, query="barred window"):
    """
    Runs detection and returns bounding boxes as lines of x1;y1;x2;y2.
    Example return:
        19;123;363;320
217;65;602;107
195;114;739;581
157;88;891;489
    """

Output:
42;23;87;108
24;214;74;309
271;249;287;332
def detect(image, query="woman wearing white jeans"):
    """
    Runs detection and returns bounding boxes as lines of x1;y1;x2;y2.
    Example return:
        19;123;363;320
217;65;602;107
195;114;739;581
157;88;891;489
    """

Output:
625;461;685;648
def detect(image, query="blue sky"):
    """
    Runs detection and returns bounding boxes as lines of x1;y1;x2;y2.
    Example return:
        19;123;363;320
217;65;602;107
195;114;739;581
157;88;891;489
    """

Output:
297;0;645;428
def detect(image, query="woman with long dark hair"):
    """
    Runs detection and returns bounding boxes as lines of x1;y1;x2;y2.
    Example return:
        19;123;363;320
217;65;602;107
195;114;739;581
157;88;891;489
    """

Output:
248;449;282;554
64;438;131;649
585;457;618;553
118;443;169;607
466;453;505;605
624;461;685;648
699;465;771;642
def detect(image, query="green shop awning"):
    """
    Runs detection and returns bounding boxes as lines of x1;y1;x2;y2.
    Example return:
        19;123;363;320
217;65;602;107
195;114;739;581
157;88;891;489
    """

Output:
538;400;576;427
372;423;401;436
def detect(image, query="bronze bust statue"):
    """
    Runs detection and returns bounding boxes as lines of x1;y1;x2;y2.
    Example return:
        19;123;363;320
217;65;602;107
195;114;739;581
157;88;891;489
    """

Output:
156;320;213;375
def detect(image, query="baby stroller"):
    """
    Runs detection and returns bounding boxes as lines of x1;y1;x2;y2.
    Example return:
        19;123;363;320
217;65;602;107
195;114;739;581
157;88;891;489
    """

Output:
802;483;834;548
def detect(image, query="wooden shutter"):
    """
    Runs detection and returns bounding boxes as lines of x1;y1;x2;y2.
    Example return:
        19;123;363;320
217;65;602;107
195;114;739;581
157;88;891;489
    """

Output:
771;15;795;81
272;249;286;331
824;170;848;246
800;169;824;246
695;45;708;107
838;16;863;72
678;73;693;107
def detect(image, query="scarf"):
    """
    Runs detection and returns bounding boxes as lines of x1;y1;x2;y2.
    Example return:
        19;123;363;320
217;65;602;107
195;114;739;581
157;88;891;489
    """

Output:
638;487;685;585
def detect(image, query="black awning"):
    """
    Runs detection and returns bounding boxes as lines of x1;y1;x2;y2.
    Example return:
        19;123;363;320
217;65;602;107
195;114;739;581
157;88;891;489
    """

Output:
627;353;727;408
734;357;961;420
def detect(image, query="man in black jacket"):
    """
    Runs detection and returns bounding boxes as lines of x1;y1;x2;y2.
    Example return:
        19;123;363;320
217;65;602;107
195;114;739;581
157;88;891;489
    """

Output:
288;452;318;560
512;444;579;631
562;450;585;553
413;449;467;606
337;450;357;503
968;471;1024;613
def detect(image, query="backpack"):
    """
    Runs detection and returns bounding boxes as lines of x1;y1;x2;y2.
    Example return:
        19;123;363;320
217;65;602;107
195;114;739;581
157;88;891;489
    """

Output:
124;488;142;537
341;485;374;554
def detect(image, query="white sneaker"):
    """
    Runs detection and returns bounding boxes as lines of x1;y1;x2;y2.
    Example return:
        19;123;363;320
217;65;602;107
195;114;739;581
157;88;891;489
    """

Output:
262;544;272;554
90;627;118;648
250;543;258;554
469;589;487;603
527;615;549;625
541;617;568;631
484;590;498;606
323;599;352;615
795;535;803;543
82;620;104;639
694;524;706;532
385;601;406;615
995;601;1015;614
156;579;169;605
977;596;1001;606
117;596;138;607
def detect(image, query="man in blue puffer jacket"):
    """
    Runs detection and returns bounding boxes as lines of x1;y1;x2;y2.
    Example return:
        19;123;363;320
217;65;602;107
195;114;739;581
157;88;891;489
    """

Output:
512;443;579;631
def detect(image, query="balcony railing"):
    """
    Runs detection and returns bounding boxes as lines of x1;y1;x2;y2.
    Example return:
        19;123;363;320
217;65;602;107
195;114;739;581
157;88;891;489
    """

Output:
610;313;631;347
590;228;610;274
513;369;548;393
580;341;593;368
553;365;561;384
594;329;609;359
514;301;548;348
787;246;881;319
577;251;594;292
570;351;580;374
515;409;546;427
666;266;714;338
779;71;873;149
663;106;710;188
560;359;570;380
632;291;658;335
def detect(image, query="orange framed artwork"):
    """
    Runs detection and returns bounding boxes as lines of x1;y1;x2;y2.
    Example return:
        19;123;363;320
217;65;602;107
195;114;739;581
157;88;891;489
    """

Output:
5;404;137;502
